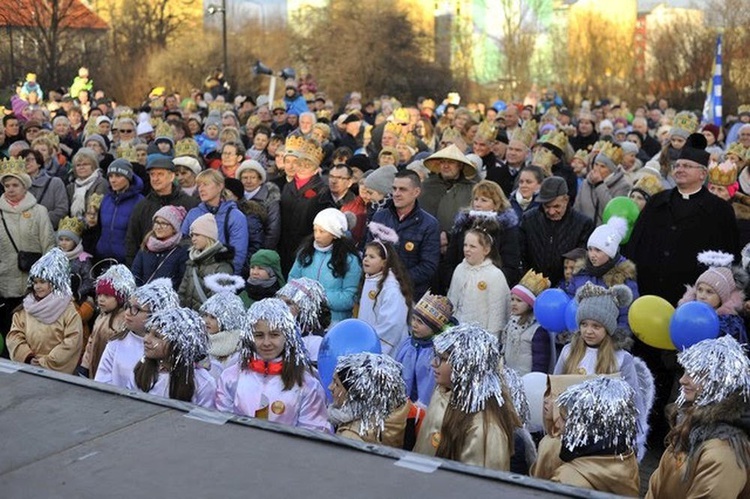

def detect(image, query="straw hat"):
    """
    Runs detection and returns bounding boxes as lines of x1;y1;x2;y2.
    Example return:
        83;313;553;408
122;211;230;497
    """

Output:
423;144;477;178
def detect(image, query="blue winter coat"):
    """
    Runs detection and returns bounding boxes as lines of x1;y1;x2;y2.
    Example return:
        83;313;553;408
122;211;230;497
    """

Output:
367;200;440;298
288;247;362;323
394;336;435;406
97;175;145;262
181;200;249;274
132;244;189;289
509;188;540;222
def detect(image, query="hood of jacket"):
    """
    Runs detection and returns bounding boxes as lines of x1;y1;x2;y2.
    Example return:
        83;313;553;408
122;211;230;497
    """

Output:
452;207;518;234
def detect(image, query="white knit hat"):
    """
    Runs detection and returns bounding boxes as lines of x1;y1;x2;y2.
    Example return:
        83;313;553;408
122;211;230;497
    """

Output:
313;208;348;239
586;216;628;259
173;156;201;176
236;159;266;183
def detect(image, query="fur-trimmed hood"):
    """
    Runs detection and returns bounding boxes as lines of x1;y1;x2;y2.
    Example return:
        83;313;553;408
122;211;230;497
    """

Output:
572;256;638;288
679;280;746;316
734;192;750;221
451;207;518;235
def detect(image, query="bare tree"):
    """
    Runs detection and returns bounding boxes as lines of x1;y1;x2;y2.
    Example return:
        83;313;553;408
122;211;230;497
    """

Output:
498;0;546;97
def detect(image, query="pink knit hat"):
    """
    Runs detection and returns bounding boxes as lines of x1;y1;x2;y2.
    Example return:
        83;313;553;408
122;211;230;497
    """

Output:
190;213;218;240
696;267;735;305
153;205;187;233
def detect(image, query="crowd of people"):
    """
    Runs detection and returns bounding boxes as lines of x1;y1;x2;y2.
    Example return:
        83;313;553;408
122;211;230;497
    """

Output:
3;68;750;496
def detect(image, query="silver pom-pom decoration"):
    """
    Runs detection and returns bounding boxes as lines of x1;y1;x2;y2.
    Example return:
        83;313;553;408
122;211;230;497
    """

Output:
276;277;327;334
244;298;310;368
95;264;136;304
677;335;750;407
557;377;637;454
433;323;504;413
199;291;246;331
28;247;71;295
132;278;179;314
503;366;530;427
145;307;209;368
335;352;407;436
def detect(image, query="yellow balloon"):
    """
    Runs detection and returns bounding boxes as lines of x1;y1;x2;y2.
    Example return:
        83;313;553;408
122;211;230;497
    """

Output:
628;295;676;350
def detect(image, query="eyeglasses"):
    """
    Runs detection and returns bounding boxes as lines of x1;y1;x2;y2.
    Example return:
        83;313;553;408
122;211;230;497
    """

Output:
273;110;286;116
120;129;134;134
430;353;450;367
672;161;704;170
329;175;351;181
126;304;147;315
153;220;172;228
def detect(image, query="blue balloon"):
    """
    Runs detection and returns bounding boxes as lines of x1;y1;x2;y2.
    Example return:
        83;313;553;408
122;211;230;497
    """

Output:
492;100;507;112
317;319;382;402
534;289;570;333
669;301;720;350
564;299;578;332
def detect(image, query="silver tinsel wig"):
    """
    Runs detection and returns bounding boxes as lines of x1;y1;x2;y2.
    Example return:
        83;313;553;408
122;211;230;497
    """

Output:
433;323;504;414
28;247;71;295
335;352;407;435
199;291;246;331
502;365;530;426
557;377;637;454
244;298;310;367
132;278;179;314
95;264;136;305
276;277;327;334
677;335;750;407
145;307;209;367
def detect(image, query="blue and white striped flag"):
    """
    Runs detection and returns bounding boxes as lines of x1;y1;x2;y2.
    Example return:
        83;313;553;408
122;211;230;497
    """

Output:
702;35;722;126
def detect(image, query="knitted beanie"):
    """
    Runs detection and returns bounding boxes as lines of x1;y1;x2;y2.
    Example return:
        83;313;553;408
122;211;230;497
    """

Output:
413;291;454;333
587;217;628;259
236;159;266;183
364;165;397;196
696;267;735;305
313;208;348;239
250;249;286;286
190;213;219;240
107;158;134;182
153;205;187;233
173;156;202;176
575;282;633;335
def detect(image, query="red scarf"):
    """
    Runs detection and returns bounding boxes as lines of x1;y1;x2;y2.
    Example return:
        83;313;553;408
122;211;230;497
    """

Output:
248;358;283;375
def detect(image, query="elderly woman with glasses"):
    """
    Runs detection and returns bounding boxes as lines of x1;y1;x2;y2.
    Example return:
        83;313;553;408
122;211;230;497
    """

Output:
67;147;108;218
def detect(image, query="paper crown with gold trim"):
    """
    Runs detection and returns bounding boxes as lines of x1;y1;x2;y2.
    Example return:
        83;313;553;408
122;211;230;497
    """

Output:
392;108;410;124
708;159;739;186
540;130;568;156
246;114;261;130
475;121;497;143
572;149;589;164
384;121;402;137
630;173;664;199
441;127;463;143
670;111;699;138
272;99;286;111
87;192;104;212
511;269;551;306
36;130;60;149
531;147;556;174
591;140;608;154
84;118;98;136
315;109;332;121
114;108;136;122
154;121;173;140
594;142;624;169
58;216;85;238
116;144;137;162
175;138;199;158
541;106;560;123
738;104;750;116
510;120;536;149
421;99;436;111
285;136;323;166
727;142;748;161
208;101;232;113
398;131;418;149
0;157;28;181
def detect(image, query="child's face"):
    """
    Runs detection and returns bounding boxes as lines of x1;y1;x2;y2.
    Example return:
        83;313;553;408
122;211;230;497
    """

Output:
33;278;53;300
205;125;220;139
313;225;336;248
97;294;119;313
362;246;386;276
587;247;611;267
563;259;577;281
580;319;607;347
143;329;170;360
410;315;434;338
249;265;271;280
379;154;395;167
695;282;721;309
190;233;210;251
463;232;490;266
431;350;452;388
136;149;148;165
252;319;286;361
679;373;701;403
510;294;531;316
202;314;220;335
57;236;77;252
329;373;348;408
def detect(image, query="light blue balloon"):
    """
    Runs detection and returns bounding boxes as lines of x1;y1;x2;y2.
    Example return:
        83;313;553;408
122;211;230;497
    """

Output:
317;319;382;402
669;301;720;350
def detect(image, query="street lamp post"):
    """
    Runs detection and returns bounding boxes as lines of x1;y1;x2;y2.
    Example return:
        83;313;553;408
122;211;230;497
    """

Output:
207;0;229;90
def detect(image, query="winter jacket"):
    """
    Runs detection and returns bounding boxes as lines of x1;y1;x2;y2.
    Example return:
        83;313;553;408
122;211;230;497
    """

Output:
626;187;739;306
279;175;326;275
502;316;551;376
573;167;632;225
445;208;521;288
335;400;413;448
247;183;281;249
419;173;477;233
519;205;594;285
0;193;55;298
125;185;200;264
181;200;249;274
563;256;639;333
65;174;108;215
7;298;83;374
509;188;540;223
357;272;409;355
288;246;362;323
29;171;68;229
132;243;189;289
178;242;234;311
367;200;441;298
485;157;520;198
237;199;266;266
80;308;126;379
448;258;510;335
68;248;94;299
394;335;435;406
552;452;640;496
96;175;144;262
94;331;143;388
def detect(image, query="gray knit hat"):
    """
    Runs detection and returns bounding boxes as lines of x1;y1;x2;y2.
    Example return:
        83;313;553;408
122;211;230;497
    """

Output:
364;165;397;196
575;282;633;336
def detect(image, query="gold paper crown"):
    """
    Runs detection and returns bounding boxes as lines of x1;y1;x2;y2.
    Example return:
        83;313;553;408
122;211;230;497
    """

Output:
116;144;137;162
475;121;497;143
0;157;27;179
523;118;539;137
272;100;286;111
208;101;232;113
58;216;85;237
727;141;748;161
36;130;60;149
393;107;410;124
398;132;418;149
572;149;589;163
541;130;568;154
246;115;261;130
175;138;199;158
738;104;750;115
708;159;739;186
631;173;664;198
115;109;135;121
285;136;323;165
541;106;559;122
531;147;556;174
84;119;98;136
671;111;698;135
595;141;623;166
517;269;551;297
315;109;332;121
591;140;608;153
384;121;402;136
510;124;534;149
422;99;436;110
155;121;173;140
87;193;104;211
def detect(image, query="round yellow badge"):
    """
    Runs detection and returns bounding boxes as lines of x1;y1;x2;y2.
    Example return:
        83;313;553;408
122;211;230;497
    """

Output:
271;401;286;415
368;290;378;300
477;281;487;291
404;242;415;251
22;211;32;219
431;432;441;448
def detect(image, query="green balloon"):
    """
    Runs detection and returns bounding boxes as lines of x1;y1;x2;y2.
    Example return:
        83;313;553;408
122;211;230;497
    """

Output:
602;196;641;244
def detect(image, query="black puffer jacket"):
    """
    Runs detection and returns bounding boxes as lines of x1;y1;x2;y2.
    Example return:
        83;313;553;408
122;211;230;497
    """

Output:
519;206;594;285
